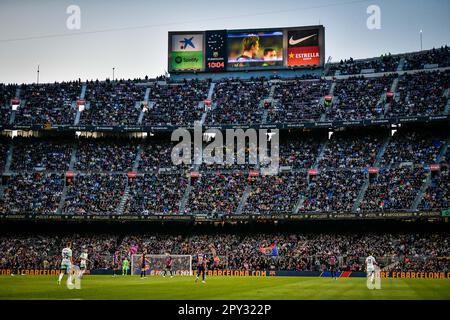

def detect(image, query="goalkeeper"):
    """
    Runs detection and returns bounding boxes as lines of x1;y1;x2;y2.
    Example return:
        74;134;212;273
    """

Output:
122;257;130;276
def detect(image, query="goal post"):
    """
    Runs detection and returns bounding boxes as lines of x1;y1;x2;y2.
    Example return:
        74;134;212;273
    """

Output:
131;254;192;276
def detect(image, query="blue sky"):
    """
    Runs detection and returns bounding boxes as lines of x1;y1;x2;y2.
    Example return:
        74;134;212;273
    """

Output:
0;0;449;84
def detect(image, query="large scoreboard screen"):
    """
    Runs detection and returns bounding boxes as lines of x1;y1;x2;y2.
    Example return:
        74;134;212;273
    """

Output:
227;29;284;71
168;25;325;73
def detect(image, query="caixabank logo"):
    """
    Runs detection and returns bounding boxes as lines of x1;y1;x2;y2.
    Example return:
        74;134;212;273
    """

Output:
170;34;204;71
287;29;320;67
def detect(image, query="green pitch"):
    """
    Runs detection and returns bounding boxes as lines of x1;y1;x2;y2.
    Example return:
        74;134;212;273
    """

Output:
0;276;449;300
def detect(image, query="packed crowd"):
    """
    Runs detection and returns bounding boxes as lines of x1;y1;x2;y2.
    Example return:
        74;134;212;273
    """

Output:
360;167;426;212
124;174;188;215
207;78;270;125
0;173;63;215
420;165;449;211
326;54;400;76
301;169;365;213
243;173;307;214
278;137;320;169
318;132;384;168
186;173;247;215
268;79;331;123
10;138;72;171
402;46;450;70
138;141;188;171
74;139;138;172
0;234;119;270
0;142;8;172
0;128;448;216
63;174;126;215
1;232;448;272
326;75;395;120
144;79;210;126
387;70;449;117
0;83;18;125
380;130;446;166
0;48;448;128
81;80;146;126
14;82;80;126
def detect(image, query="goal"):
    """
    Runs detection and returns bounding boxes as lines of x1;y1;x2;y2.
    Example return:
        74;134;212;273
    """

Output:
131;254;193;276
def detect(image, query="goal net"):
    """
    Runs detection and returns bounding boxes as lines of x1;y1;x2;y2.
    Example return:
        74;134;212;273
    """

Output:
131;254;192;276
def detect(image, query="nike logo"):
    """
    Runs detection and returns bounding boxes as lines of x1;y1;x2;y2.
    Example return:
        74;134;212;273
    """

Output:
289;34;317;46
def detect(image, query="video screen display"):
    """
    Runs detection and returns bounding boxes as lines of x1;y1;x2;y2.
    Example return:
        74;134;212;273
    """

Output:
168;26;324;73
227;30;284;70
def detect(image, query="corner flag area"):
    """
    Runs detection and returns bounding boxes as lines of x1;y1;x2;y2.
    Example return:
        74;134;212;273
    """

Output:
1;276;449;300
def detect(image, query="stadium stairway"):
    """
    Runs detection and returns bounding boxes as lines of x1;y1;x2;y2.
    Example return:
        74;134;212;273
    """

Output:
14;87;21;100
116;187;130;215
198;100;206;124
293;192;306;214
200;110;207;125
74;84;87;125
323;58;333;76
57;144;78;214
207;82;216;101
235;185;252;215
313;138;330;169
352;136;391;213
116;144;143;215
144;87;151;102
261;108;269;124
137;87;152;125
396;57;406;72
197;82;216;126
320;81;336;121
0;144;13;200
74;109;81;125
80;84;87;100
444;89;450;115
384;77;399;116
411;137;450;211
261;83;278;124
4;144;13;174
9;88;22;125
179;184;191;214
7;87;21;125
9;110;16;125
268;83;276;99
57;182;69;214
68;144;78;171
352;178;369;213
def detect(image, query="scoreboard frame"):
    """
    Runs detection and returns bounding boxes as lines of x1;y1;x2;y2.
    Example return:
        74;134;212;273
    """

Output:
168;25;325;73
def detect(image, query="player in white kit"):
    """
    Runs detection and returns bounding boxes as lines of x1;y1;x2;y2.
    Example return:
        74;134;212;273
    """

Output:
365;254;377;285
58;242;73;285
79;248;90;278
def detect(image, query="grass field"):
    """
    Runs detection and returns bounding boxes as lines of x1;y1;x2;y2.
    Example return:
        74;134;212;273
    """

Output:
0;276;449;300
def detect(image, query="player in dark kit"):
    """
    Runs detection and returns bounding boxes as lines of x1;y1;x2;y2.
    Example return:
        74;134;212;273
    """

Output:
163;253;173;278
329;254;337;280
195;253;207;283
112;251;120;277
211;255;220;271
140;250;150;278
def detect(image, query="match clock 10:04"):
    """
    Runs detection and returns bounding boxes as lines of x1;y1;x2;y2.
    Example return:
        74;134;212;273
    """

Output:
205;30;227;72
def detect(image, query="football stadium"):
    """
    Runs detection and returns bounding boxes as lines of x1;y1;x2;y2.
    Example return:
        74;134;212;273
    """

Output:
0;0;449;311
